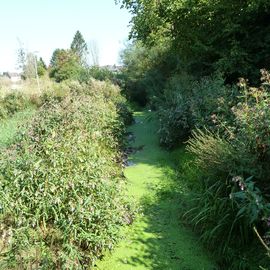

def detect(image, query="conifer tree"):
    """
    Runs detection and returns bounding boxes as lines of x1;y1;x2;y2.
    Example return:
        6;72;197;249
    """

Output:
37;57;47;76
70;30;88;66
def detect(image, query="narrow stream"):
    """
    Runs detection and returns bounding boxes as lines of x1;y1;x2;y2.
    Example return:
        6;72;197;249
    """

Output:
96;112;216;270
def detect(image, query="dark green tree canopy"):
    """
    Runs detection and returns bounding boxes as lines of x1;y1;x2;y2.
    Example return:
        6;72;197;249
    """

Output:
49;49;81;82
118;0;270;81
50;48;68;68
37;57;47;76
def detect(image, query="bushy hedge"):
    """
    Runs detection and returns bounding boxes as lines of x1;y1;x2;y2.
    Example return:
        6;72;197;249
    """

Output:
0;92;30;120
0;81;131;269
152;70;270;268
0;79;66;120
158;73;237;148
78;66;117;83
177;70;270;268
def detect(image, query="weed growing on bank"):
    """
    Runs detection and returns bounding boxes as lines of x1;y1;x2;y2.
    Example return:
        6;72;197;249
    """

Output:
0;80;132;269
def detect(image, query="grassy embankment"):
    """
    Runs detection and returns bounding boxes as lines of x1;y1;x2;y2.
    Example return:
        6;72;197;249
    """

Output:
96;111;216;270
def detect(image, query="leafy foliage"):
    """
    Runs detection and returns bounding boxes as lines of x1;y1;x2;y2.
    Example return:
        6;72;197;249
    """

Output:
0;93;30;120
118;0;270;267
182;70;270;268
49;31;89;82
118;0;270;81
78;66;117;83
49;49;81;82
157;74;237;148
120;42;174;106
37;57;47;77
0;81;131;268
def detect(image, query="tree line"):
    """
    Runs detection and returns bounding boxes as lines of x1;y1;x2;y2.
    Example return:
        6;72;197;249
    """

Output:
17;31;106;82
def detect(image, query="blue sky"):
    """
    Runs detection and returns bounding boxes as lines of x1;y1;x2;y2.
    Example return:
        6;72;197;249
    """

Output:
0;0;131;72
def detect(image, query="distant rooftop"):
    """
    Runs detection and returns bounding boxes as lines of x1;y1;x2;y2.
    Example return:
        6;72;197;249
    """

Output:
2;72;21;78
101;65;123;72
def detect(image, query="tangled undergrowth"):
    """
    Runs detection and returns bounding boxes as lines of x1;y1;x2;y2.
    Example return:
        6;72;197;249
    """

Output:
177;70;270;269
0;80;132;269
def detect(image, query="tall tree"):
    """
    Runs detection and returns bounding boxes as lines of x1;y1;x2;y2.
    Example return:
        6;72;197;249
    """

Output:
117;0;270;81
50;49;65;67
37;57;47;76
16;39;26;71
70;30;88;66
23;53;36;79
49;49;80;82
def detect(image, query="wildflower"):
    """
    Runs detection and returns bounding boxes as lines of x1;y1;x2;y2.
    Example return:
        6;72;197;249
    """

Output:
232;176;243;183
232;176;245;190
211;114;217;124
239;182;245;191
238;78;248;88
255;197;259;205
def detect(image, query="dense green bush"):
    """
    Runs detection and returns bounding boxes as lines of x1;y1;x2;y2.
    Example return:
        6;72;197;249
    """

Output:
49;49;81;82
83;79;134;129
157;74;193;147
0;81;70;120
185;131;253;266
157;74;237;148
230;75;270;185
184;131;270;269
182;70;270;268
120;42;174;106
119;0;270;82
78;66;117;83
0;93;30;120
0;81;131;269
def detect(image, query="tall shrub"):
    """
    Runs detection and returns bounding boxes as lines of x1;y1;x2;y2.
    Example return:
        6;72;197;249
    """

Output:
183;70;270;269
0;81;130;269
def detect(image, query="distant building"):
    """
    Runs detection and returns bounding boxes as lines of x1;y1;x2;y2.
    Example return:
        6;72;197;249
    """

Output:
2;72;22;83
102;65;123;73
